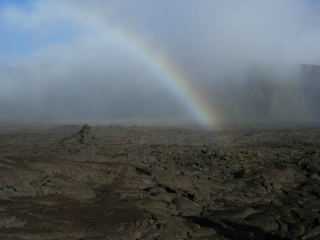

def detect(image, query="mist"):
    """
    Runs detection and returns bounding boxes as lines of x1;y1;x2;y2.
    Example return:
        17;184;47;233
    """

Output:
0;0;320;127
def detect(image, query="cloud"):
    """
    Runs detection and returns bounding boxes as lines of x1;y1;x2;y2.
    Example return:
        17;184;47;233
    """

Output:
0;0;320;127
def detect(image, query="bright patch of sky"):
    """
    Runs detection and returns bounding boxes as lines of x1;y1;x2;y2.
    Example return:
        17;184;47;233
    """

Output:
0;0;319;62
0;0;31;7
0;0;78;62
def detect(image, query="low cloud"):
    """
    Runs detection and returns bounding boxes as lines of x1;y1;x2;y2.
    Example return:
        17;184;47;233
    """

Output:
0;0;320;127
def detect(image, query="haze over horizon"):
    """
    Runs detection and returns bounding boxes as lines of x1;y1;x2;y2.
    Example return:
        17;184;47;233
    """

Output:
1;0;320;128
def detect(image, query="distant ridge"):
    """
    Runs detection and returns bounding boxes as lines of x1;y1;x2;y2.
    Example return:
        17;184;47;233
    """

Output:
300;64;320;119
301;64;320;73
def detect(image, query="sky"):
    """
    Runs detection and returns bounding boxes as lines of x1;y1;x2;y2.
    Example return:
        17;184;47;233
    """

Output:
0;0;320;127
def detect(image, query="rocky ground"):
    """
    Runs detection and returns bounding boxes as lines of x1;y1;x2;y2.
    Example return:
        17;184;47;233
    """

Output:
0;125;320;239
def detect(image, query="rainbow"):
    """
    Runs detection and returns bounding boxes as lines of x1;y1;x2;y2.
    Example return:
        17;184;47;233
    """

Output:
2;1;218;128
102;29;218;128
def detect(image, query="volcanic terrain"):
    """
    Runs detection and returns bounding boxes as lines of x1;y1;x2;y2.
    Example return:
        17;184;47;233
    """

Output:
0;125;320;239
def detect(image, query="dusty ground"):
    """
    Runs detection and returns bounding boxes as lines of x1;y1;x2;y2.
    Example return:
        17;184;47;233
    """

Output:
0;125;320;239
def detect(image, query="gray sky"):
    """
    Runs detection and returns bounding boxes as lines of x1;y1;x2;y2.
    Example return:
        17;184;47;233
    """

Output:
0;0;320;127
